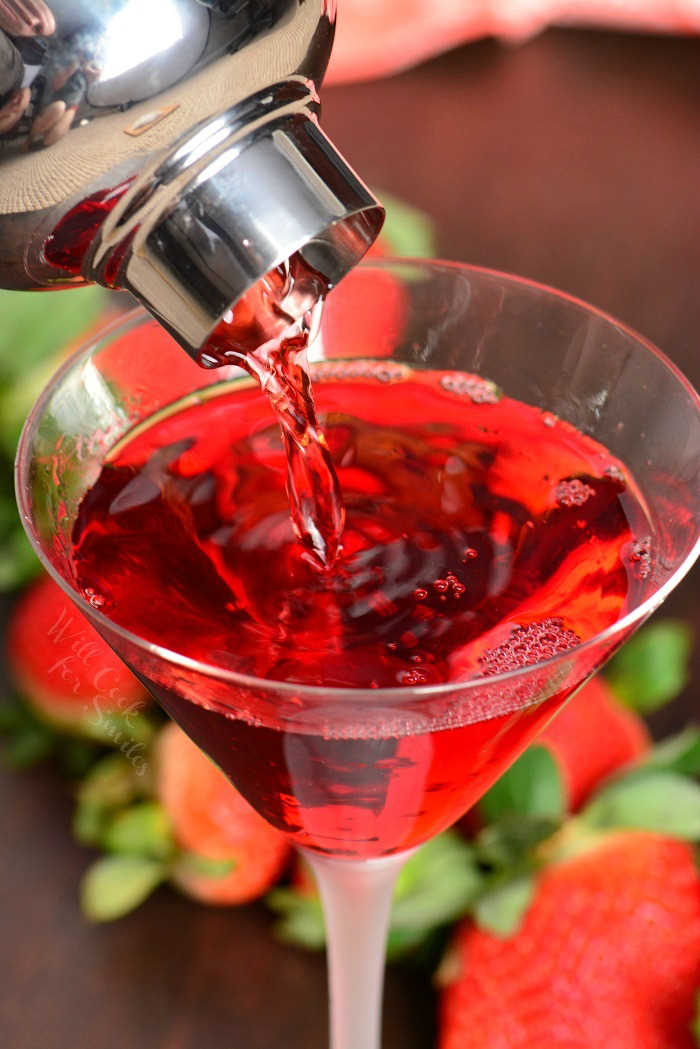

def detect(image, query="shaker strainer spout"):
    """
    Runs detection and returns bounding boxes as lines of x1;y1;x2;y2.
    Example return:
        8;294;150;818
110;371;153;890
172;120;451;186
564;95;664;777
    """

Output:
0;0;384;358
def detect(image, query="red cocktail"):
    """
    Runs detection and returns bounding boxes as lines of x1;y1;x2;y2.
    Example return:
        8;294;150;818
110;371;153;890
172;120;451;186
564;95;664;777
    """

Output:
69;367;652;857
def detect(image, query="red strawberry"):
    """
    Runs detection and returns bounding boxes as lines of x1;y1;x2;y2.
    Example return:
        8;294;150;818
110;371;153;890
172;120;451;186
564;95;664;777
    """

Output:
320;263;406;360
290;853;318;898
365;234;392;258
539;675;650;810
7;573;148;735
102;315;204;396
439;832;700;1049
156;723;290;905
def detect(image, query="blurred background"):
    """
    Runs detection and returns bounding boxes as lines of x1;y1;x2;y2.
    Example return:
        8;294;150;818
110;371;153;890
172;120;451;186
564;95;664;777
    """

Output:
0;6;698;1048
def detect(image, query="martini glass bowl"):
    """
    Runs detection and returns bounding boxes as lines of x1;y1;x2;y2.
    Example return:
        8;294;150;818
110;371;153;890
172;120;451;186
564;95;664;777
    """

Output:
16;261;700;1049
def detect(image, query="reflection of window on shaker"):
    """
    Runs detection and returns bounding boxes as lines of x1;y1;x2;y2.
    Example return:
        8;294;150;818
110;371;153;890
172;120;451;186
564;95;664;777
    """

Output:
87;0;209;108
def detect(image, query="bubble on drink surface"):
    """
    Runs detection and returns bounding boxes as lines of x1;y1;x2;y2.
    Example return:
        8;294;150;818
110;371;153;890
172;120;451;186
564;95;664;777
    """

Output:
319;710;434;741
428;572;466;600
478;617;581;676
604;464;626;486
310;360;408;384
439;373;501;403
625;535;653;580
397;668;430;686
82;586;110;610
554;478;596;508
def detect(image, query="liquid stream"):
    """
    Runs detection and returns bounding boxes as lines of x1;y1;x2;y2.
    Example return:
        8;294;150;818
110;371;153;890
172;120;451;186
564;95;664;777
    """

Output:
199;258;343;569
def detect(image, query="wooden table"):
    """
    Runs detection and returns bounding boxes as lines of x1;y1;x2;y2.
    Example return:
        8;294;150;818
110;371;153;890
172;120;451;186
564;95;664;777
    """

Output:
1;28;698;1049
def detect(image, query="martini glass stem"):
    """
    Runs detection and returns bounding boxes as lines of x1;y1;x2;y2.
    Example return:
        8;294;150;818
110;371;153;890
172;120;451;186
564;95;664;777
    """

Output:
303;849;409;1049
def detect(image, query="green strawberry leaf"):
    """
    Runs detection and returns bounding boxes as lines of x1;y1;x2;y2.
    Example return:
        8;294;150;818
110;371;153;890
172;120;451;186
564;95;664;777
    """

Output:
74;753;152;846
267;888;327;950
390;831;482;936
58;738;100;778
0;524;41;592
0;695;58;767
102;801;175;861
0;286;107;383
605;620;693;713
645;726;700;777
378;191;436;258
74;800;110;846
473;873;536;938
0;353;71;462
2;722;56;767
269;831;481;961
81;708;156;747
81;855;166;921
175;853;237;879
0;697;27;733
0;694;48;734
78;752;145;808
475;814;560;870
582;769;700;840
692;990;700;1046
270;886;435;960
479;745;565;824
0;287;109;457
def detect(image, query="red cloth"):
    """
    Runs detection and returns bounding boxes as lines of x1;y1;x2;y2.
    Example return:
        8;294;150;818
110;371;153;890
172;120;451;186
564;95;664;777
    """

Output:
327;0;700;84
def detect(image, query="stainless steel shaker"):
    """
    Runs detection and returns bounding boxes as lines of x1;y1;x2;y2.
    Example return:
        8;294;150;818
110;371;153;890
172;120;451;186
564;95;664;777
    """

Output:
0;1;383;357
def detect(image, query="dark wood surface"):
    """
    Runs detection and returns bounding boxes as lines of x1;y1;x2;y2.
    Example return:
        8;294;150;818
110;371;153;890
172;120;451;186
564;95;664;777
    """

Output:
1;28;698;1049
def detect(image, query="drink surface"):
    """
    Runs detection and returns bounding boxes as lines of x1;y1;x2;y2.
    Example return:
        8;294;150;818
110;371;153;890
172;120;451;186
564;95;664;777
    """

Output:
70;364;653;856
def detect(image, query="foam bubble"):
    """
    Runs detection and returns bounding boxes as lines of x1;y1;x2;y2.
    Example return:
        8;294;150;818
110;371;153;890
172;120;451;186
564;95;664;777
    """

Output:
626;535;653;580
310;360;408;384
440;373;501;403
82;587;110;610
555;478;596;508
604;464;626;486
478;617;581;676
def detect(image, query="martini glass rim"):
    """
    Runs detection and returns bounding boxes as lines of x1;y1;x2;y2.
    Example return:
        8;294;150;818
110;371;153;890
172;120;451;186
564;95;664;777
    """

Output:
15;258;700;704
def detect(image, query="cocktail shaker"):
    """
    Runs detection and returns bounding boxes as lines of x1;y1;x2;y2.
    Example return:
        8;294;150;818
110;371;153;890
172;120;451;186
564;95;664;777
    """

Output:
0;0;383;357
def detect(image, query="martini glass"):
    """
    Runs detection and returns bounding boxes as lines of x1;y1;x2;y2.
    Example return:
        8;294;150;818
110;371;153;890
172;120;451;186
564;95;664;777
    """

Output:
16;261;700;1049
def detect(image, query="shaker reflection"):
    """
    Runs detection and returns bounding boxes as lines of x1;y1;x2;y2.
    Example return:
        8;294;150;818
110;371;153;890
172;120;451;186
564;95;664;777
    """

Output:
0;0;277;149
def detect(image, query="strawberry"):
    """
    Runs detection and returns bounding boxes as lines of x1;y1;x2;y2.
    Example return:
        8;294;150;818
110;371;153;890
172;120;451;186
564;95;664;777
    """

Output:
439;831;700;1049
156;722;290;905
99;315;205;398
7;572;148;737
539;674;650;810
290;853;318;897
318;191;435;361
365;234;392;258
320;256;406;361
